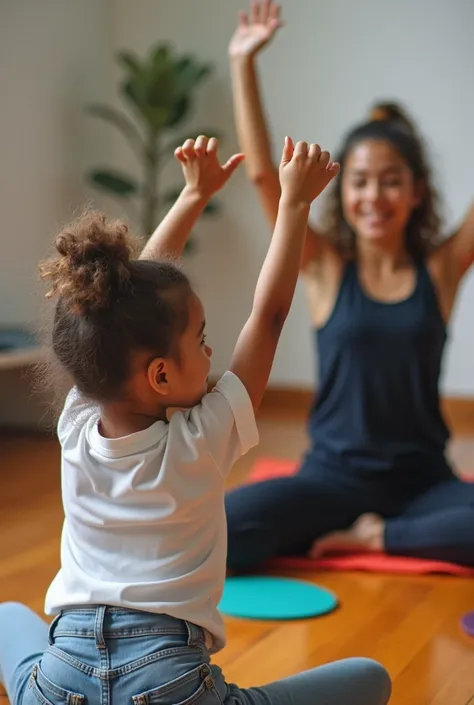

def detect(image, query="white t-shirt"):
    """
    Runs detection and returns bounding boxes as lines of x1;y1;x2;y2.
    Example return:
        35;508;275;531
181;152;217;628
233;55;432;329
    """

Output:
45;371;259;652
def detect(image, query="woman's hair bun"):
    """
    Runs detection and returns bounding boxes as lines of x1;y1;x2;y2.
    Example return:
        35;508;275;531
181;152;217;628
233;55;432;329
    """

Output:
369;101;417;136
40;211;139;315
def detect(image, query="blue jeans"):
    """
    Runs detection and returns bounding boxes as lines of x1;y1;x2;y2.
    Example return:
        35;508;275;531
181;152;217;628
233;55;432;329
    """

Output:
0;602;391;705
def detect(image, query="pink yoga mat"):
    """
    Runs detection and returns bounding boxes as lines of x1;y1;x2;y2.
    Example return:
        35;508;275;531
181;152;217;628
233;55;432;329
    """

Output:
246;458;474;577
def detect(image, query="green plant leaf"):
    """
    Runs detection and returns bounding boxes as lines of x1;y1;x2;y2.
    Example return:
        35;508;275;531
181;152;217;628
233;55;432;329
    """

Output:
121;48;178;131
118;45;213;134
87;104;144;155
117;50;142;76
184;237;197;254
150;44;172;68
88;169;138;196
165;96;191;127
143;44;178;112
121;79;170;132
175;56;192;71
195;65;213;83
203;199;221;215
122;77;146;112
161;188;182;205
145;65;177;111
174;57;213;95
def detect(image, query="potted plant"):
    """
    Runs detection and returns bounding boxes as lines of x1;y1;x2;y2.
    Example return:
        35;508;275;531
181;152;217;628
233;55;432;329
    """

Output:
87;43;222;249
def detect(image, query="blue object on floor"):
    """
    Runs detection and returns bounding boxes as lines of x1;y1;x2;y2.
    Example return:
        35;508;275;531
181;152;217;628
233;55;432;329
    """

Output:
0;328;36;352
461;611;474;637
219;576;338;620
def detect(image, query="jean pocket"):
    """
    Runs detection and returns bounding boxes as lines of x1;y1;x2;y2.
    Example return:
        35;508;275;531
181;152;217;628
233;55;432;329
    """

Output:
25;663;85;705
132;663;221;705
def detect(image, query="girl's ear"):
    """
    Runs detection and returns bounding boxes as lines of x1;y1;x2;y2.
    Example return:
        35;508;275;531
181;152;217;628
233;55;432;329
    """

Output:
147;358;170;396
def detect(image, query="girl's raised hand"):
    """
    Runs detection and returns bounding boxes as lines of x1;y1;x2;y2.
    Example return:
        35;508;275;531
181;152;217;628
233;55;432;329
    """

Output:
229;0;283;59
279;137;340;206
175;136;245;201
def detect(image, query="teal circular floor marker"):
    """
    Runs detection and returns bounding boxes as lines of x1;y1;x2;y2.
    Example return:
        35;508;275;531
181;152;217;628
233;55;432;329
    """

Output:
219;576;338;620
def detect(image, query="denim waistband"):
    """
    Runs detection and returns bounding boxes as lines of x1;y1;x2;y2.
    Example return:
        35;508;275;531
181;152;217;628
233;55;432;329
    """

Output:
49;606;205;647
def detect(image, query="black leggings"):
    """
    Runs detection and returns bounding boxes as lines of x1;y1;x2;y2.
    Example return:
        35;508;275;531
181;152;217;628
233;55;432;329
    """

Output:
225;463;474;571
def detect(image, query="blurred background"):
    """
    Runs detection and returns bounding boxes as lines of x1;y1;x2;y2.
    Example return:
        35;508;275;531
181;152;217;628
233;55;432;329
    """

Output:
1;0;474;429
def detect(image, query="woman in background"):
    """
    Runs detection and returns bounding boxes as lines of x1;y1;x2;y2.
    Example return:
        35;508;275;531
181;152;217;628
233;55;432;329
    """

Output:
225;0;474;572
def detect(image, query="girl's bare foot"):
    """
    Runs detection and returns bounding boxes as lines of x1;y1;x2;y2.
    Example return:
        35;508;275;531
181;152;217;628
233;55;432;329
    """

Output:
309;513;385;558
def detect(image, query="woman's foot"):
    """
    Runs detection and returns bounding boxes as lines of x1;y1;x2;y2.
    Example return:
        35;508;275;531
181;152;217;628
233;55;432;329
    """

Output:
309;513;385;558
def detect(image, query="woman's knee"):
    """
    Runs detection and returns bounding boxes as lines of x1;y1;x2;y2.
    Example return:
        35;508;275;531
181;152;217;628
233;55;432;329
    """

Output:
225;476;326;571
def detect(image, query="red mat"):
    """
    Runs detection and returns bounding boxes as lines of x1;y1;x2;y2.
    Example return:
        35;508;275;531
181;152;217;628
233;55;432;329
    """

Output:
247;458;474;577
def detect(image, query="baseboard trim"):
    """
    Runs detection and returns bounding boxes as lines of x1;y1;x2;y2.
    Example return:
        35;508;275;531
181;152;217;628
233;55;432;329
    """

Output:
255;385;474;435
257;386;313;417
442;397;474;435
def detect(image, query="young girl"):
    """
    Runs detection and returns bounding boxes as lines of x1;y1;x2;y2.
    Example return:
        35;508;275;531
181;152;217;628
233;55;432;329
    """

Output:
226;1;474;571
0;136;391;705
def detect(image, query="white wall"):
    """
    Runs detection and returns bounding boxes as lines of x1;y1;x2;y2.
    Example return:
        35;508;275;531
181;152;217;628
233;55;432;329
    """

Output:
0;0;115;427
109;0;474;395
0;0;114;328
2;0;473;397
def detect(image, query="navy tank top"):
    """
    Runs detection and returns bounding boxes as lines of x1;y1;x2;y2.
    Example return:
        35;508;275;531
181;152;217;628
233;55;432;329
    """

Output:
308;261;451;476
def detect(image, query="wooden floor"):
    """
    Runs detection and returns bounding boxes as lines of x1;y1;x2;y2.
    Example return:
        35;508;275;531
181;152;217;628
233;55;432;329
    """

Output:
1;410;474;704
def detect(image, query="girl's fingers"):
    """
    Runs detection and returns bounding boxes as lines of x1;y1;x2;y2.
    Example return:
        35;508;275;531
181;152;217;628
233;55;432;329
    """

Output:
308;143;322;160
250;0;260;24
194;135;209;156
206;137;219;155
222;153;245;177
294;140;309;157
238;10;248;26
281;135;294;165
174;146;186;164
260;0;271;24
182;139;196;160
318;150;330;168
269;2;281;21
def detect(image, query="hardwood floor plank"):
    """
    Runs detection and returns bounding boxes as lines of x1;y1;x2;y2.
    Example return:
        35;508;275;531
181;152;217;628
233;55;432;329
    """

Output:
1;415;474;704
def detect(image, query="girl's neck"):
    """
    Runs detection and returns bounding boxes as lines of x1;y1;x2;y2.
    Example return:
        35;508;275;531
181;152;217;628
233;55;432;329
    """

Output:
99;402;167;439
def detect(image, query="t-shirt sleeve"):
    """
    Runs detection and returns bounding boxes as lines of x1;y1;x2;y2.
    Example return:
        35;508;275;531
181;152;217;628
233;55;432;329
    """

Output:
57;387;98;445
188;371;259;476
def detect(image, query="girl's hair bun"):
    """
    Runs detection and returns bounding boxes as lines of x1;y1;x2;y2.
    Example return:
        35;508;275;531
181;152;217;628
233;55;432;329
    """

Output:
40;211;138;315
